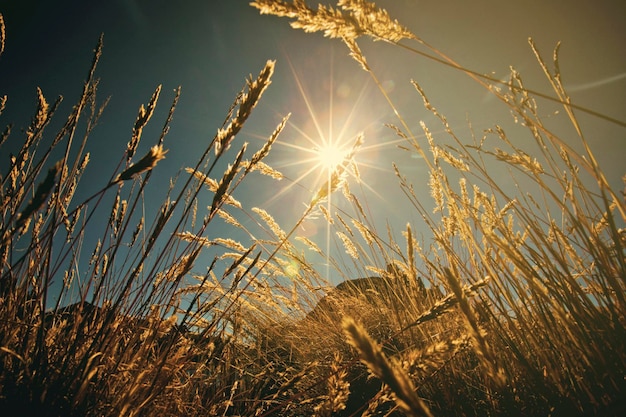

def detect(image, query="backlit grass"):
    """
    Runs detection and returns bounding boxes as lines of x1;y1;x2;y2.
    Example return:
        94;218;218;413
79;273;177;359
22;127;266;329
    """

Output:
1;2;625;416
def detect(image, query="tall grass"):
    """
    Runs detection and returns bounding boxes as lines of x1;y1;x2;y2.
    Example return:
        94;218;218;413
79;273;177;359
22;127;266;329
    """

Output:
0;19;303;415
249;1;626;416
1;2;625;416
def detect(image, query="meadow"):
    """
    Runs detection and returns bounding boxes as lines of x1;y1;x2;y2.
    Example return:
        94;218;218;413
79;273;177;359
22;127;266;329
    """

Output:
1;1;625;416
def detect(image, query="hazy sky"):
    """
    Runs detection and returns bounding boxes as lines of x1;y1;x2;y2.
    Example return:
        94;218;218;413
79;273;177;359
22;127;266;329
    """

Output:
1;0;624;286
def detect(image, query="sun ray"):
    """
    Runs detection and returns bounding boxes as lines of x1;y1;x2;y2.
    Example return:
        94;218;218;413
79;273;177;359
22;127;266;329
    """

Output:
245;47;427;281
256;164;322;207
328;47;334;148
285;53;327;147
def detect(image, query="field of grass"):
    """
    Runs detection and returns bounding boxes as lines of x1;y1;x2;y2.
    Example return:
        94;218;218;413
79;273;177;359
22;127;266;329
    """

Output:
1;2;625;416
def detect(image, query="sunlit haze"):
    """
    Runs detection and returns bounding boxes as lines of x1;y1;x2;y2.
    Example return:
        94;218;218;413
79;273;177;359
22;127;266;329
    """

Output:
1;0;624;288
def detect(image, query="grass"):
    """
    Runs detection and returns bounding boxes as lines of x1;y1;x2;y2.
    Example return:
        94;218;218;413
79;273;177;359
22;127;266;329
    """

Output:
1;2;625;416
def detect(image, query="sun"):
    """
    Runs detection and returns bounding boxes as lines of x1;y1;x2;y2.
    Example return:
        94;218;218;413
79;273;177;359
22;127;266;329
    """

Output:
314;142;350;173
254;50;390;210
249;48;396;281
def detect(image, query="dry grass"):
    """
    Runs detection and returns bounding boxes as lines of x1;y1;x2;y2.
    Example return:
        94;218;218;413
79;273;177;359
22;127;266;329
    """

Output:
1;2;625;416
249;1;625;416
0;21;296;416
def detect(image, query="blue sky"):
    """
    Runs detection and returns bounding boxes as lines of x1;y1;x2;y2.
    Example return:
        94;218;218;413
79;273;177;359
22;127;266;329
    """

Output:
1;0;625;290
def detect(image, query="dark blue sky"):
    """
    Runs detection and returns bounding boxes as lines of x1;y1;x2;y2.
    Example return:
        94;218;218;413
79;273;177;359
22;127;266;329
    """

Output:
1;0;625;287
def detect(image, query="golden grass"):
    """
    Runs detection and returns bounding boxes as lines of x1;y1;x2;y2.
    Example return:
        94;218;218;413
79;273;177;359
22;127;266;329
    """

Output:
0;22;294;415
343;317;433;417
1;1;625;416
249;1;625;415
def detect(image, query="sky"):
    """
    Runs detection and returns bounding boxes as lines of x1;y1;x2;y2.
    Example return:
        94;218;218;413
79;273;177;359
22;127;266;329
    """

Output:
1;0;625;290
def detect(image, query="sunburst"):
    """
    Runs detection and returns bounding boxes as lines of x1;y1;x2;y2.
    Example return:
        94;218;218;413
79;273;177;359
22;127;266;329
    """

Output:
249;47;405;280
314;142;351;174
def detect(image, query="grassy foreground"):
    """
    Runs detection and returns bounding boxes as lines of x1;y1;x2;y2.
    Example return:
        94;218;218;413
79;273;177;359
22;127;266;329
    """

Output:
1;2;625;416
